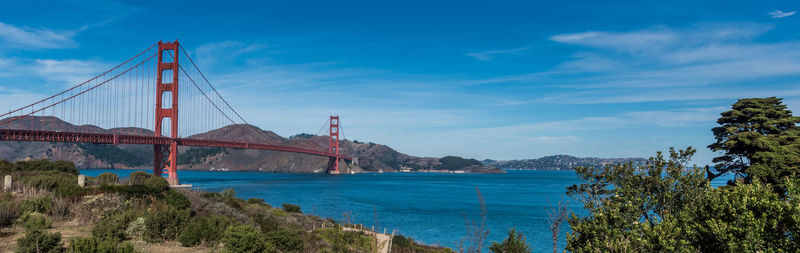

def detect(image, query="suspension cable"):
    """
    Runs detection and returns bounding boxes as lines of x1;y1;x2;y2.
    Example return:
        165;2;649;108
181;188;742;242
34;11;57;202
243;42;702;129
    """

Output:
0;43;158;119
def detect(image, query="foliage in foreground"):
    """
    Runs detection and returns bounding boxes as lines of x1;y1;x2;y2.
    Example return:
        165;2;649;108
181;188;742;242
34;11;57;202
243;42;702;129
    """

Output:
222;224;272;253
489;229;531;253
143;207;191;243
15;229;63;253
69;236;136;253
178;215;232;247
566;146;800;252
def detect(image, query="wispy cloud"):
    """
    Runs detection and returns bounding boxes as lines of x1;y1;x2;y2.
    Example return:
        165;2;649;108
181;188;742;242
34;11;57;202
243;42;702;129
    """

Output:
34;59;106;86
769;10;796;19
467;46;531;61
0;22;78;49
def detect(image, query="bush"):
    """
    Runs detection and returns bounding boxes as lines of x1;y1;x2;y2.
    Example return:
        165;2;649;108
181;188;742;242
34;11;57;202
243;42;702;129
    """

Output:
21;197;53;214
125;217;146;238
0;202;20;228
222;224;271;253
281;203;301;213
16;229;63;253
220;188;236;199
489;229;531;253
315;228;374;253
50;198;71;220
178;215;232;247
13;159;78;175
265;229;305;252
270;208;287;217
143;177;169;193
143;207;190;242
69;236;136;253
21;212;52;231
96;172;119;185
92;213;128;242
0;159;12;170
22;170;82;196
165;190;190;210
246;198;265;205
253;213;280;233
127;172;152;185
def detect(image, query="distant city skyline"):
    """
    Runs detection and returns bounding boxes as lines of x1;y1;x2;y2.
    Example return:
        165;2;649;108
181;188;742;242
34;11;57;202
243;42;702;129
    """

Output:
0;1;798;164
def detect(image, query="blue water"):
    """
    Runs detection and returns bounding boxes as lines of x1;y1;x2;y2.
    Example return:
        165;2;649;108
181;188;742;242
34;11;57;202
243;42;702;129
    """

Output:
80;169;732;252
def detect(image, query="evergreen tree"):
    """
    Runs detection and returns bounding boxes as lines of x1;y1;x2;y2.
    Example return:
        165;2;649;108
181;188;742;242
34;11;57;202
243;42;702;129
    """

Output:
708;97;800;193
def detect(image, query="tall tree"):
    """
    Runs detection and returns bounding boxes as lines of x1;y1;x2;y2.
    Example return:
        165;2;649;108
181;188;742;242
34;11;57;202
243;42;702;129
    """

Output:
708;97;800;192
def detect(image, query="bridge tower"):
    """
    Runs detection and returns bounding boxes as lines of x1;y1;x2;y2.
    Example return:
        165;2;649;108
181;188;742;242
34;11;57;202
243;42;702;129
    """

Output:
154;40;180;185
328;115;340;174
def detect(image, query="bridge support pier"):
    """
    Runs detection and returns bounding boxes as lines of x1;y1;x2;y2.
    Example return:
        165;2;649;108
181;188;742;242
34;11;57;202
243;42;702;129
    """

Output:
154;40;180;185
327;116;340;174
327;157;340;174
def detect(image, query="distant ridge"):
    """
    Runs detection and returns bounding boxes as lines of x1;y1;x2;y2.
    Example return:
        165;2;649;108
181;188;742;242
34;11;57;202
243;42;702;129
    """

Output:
483;155;647;171
0;116;491;173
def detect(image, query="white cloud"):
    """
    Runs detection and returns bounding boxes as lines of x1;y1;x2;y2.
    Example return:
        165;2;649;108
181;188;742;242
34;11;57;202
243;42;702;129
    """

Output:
467;46;531;61
550;23;770;54
769;10;796;19
0;22;78;49
34;59;105;86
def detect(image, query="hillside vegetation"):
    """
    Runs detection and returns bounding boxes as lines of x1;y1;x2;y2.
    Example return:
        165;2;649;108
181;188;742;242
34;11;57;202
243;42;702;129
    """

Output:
0;159;450;253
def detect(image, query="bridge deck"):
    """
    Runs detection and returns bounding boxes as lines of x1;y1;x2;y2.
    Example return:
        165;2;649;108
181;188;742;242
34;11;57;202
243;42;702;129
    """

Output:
0;129;351;160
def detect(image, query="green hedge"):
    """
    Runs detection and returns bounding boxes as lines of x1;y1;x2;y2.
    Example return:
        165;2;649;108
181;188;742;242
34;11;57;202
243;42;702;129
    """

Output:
143;207;190;243
178;215;232;247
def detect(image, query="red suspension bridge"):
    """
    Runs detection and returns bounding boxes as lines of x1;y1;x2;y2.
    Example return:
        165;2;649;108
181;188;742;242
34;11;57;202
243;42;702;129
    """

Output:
0;40;351;185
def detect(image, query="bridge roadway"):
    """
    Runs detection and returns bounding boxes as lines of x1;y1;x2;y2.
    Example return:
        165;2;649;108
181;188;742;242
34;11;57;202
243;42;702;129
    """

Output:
0;129;351;161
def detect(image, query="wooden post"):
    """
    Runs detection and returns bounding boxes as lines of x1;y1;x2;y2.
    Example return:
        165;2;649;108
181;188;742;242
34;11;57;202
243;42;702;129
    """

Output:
389;230;395;253
78;175;85;187
3;175;11;191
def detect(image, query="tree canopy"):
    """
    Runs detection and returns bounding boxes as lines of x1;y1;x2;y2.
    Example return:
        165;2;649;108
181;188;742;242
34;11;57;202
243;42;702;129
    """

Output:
566;147;800;251
708;97;800;193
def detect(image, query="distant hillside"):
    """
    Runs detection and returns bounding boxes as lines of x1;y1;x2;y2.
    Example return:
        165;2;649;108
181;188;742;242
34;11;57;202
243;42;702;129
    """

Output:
484;155;647;171
0;116;491;173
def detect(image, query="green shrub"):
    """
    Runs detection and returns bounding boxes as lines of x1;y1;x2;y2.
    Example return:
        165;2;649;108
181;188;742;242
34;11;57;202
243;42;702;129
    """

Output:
143;177;169;193
265;229;304;252
21;212;51;231
225;199;242;210
253;213;279;233
69;236;136;253
222;224;271;253
201;192;221;199
0;159;12;170
178;215;232;247
125;217;146;238
96;172;119;185
281;203;301;213
165;190;190;210
270;208;287;217
220;188;236;199
246;198;265;205
15;229;63;253
13;159;78;175
127;172;152;185
22;170;82;196
315;228;373;252
0;202;20;228
143;207;190;243
489;229;531;253
92;213;128;242
21;197;53;214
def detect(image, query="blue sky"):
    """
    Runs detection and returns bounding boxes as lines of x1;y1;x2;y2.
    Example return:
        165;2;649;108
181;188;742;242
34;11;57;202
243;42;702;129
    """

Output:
0;0;799;164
